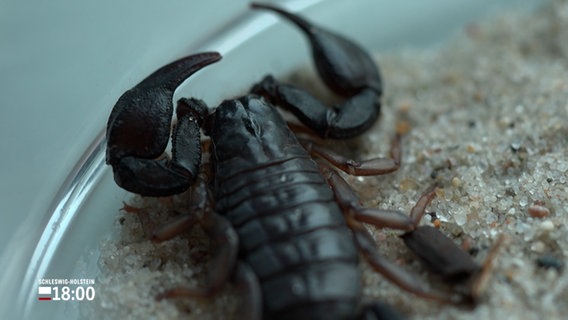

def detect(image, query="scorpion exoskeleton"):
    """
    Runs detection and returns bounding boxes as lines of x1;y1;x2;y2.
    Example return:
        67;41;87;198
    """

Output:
105;3;503;319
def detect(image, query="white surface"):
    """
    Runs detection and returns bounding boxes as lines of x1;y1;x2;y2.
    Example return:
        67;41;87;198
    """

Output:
0;0;545;319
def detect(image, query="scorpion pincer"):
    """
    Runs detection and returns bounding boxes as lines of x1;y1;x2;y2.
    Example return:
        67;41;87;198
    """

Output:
105;3;497;319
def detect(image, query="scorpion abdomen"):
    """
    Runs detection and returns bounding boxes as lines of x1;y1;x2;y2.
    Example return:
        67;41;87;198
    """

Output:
208;95;360;320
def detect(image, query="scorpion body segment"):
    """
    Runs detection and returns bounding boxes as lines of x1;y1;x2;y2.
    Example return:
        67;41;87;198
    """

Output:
207;96;360;319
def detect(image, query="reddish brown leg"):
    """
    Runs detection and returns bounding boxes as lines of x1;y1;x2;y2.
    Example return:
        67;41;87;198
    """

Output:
120;202;157;237
323;167;433;231
150;214;199;242
120;201;196;241
302;134;401;176
286;122;319;137
233;262;262;320
470;234;506;302
156;212;265;318
150;175;210;242
156;212;239;300
350;219;459;303
402;225;506;305
323;168;459;303
152;174;240;301
409;185;437;227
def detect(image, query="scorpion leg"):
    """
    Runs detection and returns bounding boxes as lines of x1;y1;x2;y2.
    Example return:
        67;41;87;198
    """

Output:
470;234;505;303
302;134;401;176
156;211;239;301
150;174;210;243
250;3;382;139
150;213;200;243
322;167;431;231
323;168;459;303
400;183;505;304
401;226;506;305
351;221;459;303
233;262;262;320
106;52;221;196
119;201;200;243
153;175;261;315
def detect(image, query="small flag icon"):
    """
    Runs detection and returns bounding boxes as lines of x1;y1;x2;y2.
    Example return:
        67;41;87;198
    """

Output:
38;286;52;301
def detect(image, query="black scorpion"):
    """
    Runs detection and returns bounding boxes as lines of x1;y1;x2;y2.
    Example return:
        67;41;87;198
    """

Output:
105;3;501;319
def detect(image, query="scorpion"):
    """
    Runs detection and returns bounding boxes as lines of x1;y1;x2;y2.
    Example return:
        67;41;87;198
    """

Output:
105;3;502;319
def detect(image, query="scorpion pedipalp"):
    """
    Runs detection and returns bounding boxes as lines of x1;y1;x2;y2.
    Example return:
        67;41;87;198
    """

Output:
106;52;221;196
250;2;382;139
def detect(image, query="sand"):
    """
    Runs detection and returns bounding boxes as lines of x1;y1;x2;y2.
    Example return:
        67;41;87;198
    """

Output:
85;0;568;319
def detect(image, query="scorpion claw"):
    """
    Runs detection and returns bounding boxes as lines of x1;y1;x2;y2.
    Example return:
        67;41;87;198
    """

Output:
136;51;222;92
106;52;221;196
250;3;381;94
250;3;382;139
